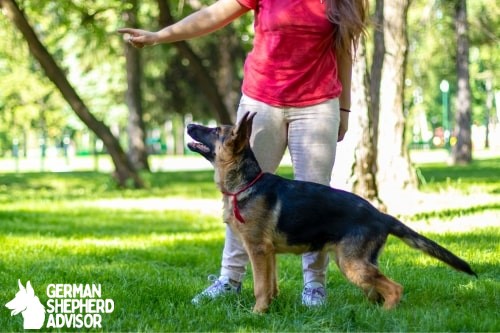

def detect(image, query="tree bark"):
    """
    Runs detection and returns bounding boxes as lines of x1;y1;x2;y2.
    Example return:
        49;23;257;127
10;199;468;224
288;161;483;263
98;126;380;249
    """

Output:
0;0;143;187
351;37;385;210
124;0;150;171
377;0;417;198
452;0;472;164
157;0;233;124
370;0;385;155
215;27;243;118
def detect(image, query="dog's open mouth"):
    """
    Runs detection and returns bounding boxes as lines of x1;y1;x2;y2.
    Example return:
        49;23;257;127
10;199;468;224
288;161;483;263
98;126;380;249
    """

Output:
187;141;211;154
186;123;216;161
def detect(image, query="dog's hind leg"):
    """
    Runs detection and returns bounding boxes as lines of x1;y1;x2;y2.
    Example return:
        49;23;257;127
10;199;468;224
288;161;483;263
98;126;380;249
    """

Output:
335;245;403;309
270;254;279;299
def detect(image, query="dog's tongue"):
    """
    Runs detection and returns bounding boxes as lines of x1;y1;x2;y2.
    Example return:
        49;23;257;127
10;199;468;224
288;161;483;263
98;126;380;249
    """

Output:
188;142;209;153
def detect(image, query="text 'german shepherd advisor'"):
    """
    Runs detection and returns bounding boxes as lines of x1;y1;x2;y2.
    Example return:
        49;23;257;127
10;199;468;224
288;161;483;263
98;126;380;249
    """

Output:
187;112;476;313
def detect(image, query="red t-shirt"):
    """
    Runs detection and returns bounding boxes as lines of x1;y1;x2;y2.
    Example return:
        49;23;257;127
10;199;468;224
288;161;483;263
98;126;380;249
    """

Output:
236;0;341;107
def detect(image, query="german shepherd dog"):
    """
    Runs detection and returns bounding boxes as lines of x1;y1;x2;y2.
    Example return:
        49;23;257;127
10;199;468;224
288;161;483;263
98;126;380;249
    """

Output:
187;112;476;313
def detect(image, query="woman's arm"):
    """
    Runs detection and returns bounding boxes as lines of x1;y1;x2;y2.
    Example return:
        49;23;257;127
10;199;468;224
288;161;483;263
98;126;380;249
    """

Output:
336;47;352;142
118;0;249;48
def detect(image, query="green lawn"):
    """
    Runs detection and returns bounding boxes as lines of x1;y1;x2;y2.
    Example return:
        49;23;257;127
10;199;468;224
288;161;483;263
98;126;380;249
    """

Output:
0;157;499;332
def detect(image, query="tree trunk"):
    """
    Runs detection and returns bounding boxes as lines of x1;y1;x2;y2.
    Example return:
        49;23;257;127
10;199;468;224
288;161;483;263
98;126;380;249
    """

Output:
370;0;385;156
0;0;143;188
124;0;150;171
452;0;472;164
351;37;385;211
376;0;417;198
215;27;243;117
349;0;385;210
157;0;233;124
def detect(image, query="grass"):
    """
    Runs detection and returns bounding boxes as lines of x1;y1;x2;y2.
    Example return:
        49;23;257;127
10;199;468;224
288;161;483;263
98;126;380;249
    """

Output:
0;157;499;332
416;157;500;194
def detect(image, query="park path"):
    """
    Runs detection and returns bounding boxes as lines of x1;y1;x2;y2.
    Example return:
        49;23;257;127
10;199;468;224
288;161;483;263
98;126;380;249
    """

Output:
84;189;499;234
82;149;500;234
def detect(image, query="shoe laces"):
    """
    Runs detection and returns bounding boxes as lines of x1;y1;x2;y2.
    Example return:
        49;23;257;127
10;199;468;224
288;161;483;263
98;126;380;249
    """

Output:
302;282;326;306
204;275;238;296
303;285;326;299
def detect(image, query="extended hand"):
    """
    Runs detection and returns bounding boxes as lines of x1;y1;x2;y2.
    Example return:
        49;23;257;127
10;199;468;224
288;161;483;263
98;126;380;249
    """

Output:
117;28;159;48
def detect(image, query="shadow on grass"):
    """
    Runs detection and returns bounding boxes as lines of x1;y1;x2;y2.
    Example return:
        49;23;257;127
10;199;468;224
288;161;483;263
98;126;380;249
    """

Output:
1;224;498;331
417;157;500;193
0;160;498;331
382;230;499;280
0;170;219;202
0;167;296;201
0;207;223;238
417;157;500;181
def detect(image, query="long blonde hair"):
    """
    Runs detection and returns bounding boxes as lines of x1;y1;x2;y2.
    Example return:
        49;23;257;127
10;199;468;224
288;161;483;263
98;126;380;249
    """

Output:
326;0;369;57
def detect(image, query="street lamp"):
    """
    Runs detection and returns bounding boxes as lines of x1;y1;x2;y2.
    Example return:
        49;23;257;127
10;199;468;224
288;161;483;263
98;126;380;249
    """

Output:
439;79;450;151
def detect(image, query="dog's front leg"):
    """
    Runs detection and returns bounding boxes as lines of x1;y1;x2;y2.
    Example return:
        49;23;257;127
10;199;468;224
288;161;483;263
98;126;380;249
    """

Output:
247;242;274;313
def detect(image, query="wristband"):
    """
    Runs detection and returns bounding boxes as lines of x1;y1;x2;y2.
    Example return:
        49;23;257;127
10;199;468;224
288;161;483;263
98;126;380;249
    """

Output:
340;107;351;112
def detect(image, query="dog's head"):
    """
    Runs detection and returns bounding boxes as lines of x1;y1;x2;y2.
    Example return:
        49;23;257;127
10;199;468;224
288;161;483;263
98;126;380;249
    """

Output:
5;280;37;316
187;112;256;165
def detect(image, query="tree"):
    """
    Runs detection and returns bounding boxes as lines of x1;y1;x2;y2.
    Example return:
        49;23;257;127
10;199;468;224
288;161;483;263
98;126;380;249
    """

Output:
351;0;384;209
377;0;417;196
123;0;150;171
350;0;417;209
452;0;472;164
156;0;234;124
0;0;143;187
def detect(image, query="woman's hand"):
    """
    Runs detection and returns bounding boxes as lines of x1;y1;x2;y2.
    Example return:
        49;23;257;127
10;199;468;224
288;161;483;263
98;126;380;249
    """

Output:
118;28;159;49
338;110;349;142
118;0;248;49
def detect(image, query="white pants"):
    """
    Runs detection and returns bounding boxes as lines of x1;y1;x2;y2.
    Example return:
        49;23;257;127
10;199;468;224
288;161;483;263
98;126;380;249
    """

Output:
221;94;341;286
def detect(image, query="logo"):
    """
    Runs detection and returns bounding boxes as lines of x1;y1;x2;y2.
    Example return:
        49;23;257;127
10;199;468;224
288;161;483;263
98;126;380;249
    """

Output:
5;280;45;329
5;280;114;330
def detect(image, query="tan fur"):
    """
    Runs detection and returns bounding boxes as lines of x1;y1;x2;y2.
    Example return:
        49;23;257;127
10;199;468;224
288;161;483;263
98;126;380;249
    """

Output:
213;119;405;313
187;113;475;313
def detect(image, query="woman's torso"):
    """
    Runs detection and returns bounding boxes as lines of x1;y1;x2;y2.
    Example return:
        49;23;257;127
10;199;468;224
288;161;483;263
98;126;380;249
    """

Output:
238;0;341;107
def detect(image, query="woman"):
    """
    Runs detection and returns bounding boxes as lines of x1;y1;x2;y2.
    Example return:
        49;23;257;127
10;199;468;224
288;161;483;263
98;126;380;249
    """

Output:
119;0;367;307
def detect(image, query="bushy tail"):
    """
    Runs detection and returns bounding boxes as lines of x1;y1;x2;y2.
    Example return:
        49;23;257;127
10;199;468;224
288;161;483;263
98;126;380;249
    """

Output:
386;214;477;277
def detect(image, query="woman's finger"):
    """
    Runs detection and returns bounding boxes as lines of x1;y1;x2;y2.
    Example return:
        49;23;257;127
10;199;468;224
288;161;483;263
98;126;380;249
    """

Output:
117;28;137;35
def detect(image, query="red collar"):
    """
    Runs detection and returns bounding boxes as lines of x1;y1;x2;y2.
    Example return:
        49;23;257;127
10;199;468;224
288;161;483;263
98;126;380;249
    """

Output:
222;172;264;223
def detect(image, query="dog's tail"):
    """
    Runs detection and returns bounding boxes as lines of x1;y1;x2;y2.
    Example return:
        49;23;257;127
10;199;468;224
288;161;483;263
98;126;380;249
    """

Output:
386;214;477;277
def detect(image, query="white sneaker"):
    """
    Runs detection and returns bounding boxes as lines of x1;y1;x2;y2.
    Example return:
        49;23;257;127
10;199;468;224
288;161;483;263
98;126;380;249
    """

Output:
302;281;326;307
191;275;241;305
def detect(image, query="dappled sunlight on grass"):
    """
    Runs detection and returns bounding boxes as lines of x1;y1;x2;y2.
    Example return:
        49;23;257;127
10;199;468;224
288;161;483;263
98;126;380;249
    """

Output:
382;230;498;284
77;197;223;216
0;203;223;238
0;170;220;203
0;231;224;253
0;159;499;331
405;211;500;232
0;230;224;262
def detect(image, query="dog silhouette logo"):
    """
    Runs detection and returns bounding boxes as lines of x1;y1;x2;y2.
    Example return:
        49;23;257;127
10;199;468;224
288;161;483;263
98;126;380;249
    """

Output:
5;280;45;329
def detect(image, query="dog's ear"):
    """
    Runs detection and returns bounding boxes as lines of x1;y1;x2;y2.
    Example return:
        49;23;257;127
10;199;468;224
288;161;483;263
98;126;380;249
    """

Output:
18;279;25;292
232;112;256;152
26;281;35;296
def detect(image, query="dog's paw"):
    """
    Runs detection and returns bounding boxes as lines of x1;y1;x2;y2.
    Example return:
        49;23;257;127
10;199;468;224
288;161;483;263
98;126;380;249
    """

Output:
252;303;269;314
365;288;383;304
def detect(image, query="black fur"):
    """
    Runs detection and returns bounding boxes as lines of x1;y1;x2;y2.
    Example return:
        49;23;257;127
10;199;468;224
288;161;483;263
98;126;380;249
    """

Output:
187;112;477;312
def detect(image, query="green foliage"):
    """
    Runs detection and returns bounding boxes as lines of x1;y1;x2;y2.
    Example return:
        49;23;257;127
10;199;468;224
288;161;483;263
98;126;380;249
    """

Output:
0;12;67;154
0;159;499;331
0;0;129;155
1;0;497;157
406;0;499;137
